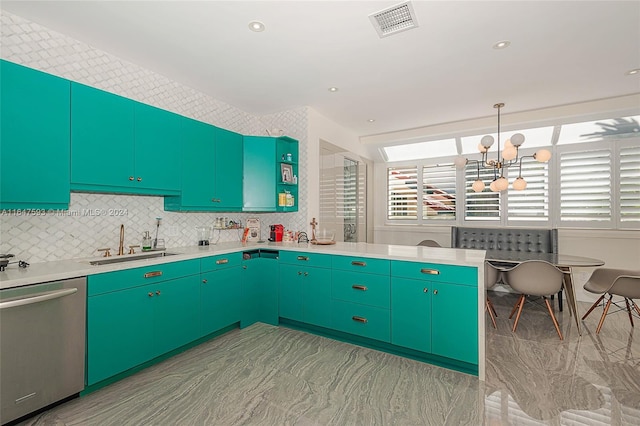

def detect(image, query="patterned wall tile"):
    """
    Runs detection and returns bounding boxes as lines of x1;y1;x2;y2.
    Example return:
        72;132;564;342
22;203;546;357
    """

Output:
0;10;309;263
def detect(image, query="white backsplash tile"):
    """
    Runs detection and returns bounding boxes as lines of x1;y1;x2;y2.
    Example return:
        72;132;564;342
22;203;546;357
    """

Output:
0;10;308;263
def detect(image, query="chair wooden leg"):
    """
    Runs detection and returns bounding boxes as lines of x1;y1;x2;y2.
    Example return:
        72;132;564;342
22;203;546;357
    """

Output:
486;299;497;329
509;295;523;319
595;295;613;334
633;300;640;317
544;298;564;340
512;295;526;332
487;298;498;317
582;294;605;320
625;298;634;327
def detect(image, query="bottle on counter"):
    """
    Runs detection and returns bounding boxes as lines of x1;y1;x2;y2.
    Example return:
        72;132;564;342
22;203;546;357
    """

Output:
142;231;152;251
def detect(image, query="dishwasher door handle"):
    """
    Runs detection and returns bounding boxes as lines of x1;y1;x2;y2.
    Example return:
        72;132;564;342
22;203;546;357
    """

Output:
0;288;78;310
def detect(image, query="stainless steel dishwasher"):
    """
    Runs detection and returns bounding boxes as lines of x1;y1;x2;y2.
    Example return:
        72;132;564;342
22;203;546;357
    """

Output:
0;277;86;425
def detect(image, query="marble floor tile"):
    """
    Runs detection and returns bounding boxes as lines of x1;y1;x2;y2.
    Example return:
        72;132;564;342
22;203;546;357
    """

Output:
19;292;640;426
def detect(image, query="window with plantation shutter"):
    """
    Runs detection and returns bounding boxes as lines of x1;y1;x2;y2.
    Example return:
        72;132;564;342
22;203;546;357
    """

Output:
422;164;456;220
508;160;549;221
464;163;500;221
388;166;418;219
560;149;611;222
620;145;640;223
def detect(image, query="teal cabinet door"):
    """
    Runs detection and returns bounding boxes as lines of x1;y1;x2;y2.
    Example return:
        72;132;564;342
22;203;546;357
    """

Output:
176;117;216;208
0;60;70;210
243;136;276;211
431;282;478;365
303;266;332;328
134;102;181;193
279;264;304;322
214;127;243;210
153;276;201;358
71;82;135;191
87;284;154;385
201;266;242;336
242;257;278;327
391;277;432;353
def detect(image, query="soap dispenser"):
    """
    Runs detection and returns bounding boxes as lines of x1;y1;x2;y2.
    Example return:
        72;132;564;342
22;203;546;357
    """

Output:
142;231;152;251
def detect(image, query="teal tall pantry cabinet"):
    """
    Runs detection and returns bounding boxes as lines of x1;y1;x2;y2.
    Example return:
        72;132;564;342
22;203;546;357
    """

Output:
0;60;70;210
243;136;298;212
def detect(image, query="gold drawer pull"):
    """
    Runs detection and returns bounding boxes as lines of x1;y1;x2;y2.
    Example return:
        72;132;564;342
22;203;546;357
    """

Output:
351;261;367;267
216;258;229;265
352;316;368;323
297;256;309;261
144;271;163;278
421;268;440;275
352;285;368;291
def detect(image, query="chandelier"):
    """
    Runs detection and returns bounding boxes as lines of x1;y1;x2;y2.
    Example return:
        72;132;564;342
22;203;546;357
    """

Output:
454;103;551;192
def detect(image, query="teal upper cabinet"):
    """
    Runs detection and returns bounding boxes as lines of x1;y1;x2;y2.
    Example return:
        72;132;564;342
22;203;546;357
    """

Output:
164;119;243;211
0;60;71;210
243;136;298;212
71;82;180;195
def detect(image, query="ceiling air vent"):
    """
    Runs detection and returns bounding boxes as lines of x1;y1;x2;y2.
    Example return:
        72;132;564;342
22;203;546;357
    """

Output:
369;1;419;38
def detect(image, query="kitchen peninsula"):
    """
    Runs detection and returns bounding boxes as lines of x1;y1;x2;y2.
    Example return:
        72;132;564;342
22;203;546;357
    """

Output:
0;241;486;399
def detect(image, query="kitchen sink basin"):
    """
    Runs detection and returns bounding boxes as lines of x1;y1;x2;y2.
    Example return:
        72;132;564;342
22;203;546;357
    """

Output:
85;251;179;266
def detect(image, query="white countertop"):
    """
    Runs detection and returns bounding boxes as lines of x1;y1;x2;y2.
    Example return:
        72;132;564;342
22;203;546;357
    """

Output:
0;241;487;290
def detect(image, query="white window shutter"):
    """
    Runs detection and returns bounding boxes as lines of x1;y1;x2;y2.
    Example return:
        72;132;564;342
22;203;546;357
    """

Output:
560;149;611;222
422;164;456;220
388;166;418;219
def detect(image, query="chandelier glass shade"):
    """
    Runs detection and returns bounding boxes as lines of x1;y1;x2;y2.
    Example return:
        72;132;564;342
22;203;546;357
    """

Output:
454;103;551;192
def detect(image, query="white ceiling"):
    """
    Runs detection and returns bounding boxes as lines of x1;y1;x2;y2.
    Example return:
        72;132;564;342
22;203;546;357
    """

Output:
3;1;639;138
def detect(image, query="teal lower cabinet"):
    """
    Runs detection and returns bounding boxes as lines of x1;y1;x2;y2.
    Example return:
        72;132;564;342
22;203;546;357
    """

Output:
86;260;200;386
278;251;332;328
200;253;242;336
390;261;478;366
241;251;279;328
331;299;391;342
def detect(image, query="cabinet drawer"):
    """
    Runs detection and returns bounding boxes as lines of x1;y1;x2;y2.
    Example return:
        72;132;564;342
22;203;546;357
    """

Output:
89;259;200;296
331;300;390;343
201;252;242;272
332;255;390;275
331;271;390;309
391;261;477;286
279;251;332;268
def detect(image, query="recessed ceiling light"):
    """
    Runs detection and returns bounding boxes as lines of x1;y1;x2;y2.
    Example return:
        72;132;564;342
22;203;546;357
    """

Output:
493;40;511;49
248;21;265;32
626;68;640;76
328;87;339;92
367;119;376;123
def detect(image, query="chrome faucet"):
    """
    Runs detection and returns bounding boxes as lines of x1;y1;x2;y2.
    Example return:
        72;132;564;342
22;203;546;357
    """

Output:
118;224;125;256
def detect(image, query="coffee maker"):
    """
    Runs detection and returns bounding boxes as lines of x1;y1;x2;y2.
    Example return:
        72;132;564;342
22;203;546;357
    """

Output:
269;224;284;242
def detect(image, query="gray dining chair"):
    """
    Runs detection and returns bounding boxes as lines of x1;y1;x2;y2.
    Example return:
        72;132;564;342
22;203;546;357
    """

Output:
505;260;565;340
417;239;441;247
581;268;640;334
485;262;502;329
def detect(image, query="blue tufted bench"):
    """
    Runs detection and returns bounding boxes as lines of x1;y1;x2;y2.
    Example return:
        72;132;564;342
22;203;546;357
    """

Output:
451;226;562;309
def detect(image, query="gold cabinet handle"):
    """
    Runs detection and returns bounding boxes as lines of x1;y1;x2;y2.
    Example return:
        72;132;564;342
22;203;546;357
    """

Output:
148;292;154;297
129;176;134;181
352;316;368;323
423;288;429;293
304;272;309;276
421;268;440;275
144;271;163;278
216;258;229;265
351;261;367;267
202;279;208;284
297;256;309;261
298;271;302;275
137;177;142;182
352;285;368;291
156;290;161;296
242;265;247;269
433;289;438;295
211;198;221;203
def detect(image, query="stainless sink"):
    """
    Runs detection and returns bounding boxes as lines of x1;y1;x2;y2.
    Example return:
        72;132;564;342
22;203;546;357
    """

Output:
85;251;179;266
